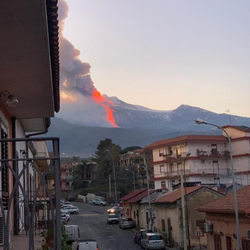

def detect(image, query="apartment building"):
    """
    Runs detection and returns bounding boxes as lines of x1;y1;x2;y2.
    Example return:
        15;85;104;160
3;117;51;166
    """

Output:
0;0;60;248
145;126;250;191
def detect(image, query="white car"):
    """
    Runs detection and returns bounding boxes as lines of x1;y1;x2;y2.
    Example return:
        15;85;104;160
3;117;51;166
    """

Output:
76;239;99;250
62;205;79;214
92;199;106;206
65;225;80;243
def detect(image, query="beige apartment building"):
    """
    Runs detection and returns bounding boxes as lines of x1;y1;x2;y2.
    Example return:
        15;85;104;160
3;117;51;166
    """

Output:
145;126;250;191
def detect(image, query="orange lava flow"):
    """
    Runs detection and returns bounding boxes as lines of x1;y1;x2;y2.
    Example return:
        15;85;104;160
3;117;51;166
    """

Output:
92;89;119;128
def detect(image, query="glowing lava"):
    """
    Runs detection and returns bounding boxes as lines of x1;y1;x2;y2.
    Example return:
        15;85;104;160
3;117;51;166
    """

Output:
92;89;119;128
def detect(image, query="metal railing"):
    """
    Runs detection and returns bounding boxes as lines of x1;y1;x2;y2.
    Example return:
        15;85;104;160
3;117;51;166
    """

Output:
0;137;61;250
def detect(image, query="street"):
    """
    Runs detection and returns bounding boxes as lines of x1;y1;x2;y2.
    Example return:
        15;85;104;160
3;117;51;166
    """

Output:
69;202;142;250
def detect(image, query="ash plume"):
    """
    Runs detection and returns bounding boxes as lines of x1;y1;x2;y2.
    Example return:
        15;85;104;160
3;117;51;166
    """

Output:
58;0;95;97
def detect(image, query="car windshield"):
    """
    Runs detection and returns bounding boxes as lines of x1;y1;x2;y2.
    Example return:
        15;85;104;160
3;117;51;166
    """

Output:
149;235;162;240
109;215;118;218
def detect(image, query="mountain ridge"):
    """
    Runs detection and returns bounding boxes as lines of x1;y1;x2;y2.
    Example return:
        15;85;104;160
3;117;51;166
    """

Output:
48;101;250;156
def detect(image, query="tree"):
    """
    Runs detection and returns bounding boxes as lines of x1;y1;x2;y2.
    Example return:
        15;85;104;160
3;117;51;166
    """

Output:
95;138;121;182
72;160;90;189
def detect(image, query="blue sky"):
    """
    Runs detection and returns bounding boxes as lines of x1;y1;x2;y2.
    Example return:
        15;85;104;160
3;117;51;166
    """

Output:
62;0;250;117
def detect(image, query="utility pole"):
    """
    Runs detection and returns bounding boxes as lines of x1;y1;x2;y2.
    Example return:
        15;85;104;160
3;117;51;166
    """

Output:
111;155;118;204
132;165;136;191
143;155;152;230
181;169;187;250
108;174;112;199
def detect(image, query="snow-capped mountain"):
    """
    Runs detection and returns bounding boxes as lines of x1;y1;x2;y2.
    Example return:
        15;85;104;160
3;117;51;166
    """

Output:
51;97;250;156
111;97;250;130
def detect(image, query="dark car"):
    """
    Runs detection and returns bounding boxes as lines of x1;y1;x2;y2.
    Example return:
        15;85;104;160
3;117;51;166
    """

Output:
119;217;136;229
107;214;119;224
134;229;152;244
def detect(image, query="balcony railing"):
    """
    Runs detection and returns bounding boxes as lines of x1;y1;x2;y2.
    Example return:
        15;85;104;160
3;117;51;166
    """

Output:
196;149;230;158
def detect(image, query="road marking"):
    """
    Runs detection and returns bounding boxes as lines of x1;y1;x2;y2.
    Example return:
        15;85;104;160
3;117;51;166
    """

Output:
77;213;101;217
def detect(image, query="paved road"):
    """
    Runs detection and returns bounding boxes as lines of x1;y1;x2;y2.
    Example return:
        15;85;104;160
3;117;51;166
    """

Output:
69;202;141;250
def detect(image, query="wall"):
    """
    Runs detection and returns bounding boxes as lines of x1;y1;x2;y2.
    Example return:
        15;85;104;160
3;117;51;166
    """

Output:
206;213;250;250
154;204;180;247
186;189;223;248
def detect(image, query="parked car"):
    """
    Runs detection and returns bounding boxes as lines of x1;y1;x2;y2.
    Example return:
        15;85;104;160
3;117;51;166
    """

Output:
140;233;165;250
76;239;99;250
119;217;136;229
134;229;152;244
61;212;70;223
61;205;79;214
107;214;119;224
92;199;106;206
92;198;107;206
65;225;80;243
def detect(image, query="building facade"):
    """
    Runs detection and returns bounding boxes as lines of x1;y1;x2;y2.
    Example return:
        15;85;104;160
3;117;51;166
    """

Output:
145;127;250;191
199;185;250;250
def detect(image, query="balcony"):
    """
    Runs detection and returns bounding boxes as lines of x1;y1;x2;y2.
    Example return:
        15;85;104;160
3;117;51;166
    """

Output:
196;149;230;159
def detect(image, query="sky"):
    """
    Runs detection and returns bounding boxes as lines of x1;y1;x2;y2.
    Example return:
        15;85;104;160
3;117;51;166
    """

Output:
61;0;250;118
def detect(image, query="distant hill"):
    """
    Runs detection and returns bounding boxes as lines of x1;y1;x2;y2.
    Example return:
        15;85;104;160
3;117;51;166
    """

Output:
47;101;250;156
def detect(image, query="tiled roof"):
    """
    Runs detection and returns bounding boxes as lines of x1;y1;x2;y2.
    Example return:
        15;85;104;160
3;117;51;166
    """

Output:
129;189;155;203
154;186;202;204
46;0;60;112
145;135;226;150
223;126;250;133
120;189;146;202
199;185;250;215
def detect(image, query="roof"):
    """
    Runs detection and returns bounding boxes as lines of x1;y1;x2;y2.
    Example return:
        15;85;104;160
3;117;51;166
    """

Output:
120;189;147;202
223;126;250;133
129;189;155;203
140;190;166;204
154;186;202;204
46;0;60;112
145;135;226;150
199;185;250;215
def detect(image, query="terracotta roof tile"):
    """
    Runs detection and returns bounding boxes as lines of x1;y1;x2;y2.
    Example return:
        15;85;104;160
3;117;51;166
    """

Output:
199;185;250;214
154;186;202;204
129;189;155;203
120;189;146;202
145;135;226;150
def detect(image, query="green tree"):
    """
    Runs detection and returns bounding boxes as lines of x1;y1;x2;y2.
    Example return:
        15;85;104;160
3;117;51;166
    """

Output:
95;138;121;182
72;160;90;189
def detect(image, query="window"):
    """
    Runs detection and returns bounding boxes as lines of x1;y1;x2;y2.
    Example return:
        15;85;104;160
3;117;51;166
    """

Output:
214;234;222;250
226;236;232;250
161;219;165;232
167;146;172;155
160;165;165;173
211;144;218;155
177;163;182;174
146;212;149;225
161;181;166;190
169;163;173;173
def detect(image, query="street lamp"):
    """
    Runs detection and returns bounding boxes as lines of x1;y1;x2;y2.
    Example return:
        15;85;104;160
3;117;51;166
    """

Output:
194;119;241;250
181;153;190;250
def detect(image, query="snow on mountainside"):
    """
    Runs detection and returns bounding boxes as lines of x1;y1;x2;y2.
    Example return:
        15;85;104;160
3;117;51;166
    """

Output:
52;97;250;156
108;97;250;130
